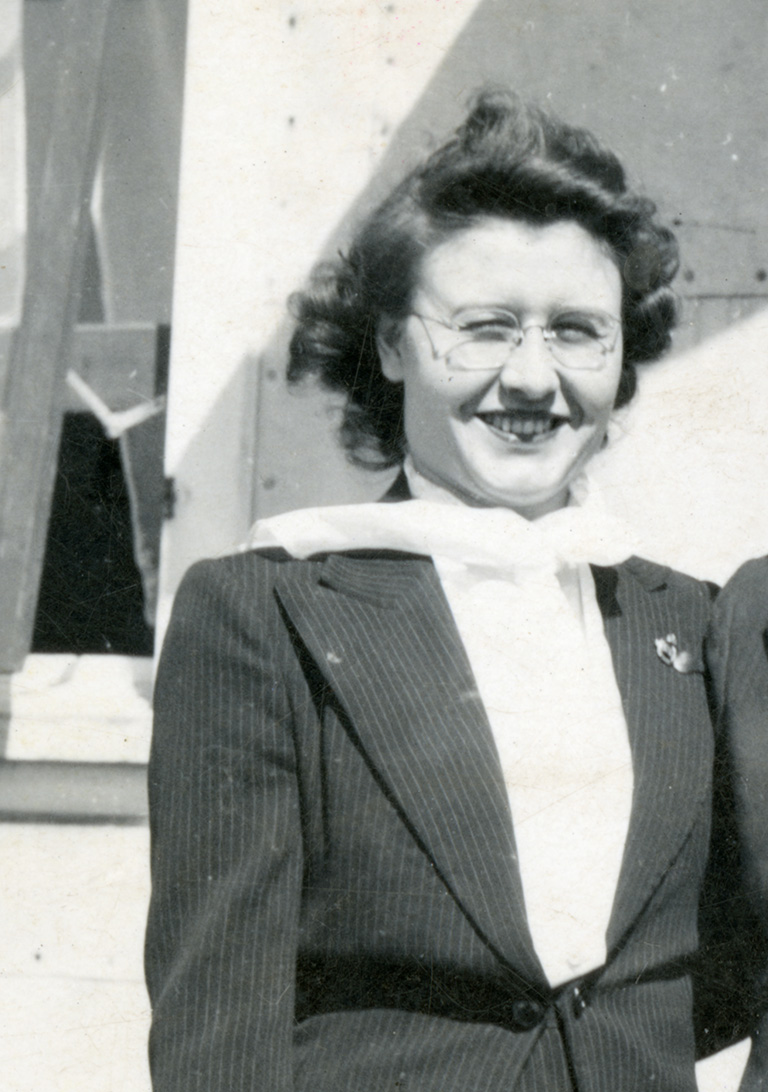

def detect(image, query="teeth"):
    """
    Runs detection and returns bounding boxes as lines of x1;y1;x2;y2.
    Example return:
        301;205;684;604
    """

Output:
481;413;561;439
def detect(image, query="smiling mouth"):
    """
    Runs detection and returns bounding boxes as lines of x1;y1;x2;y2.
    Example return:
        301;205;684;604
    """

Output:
477;411;569;442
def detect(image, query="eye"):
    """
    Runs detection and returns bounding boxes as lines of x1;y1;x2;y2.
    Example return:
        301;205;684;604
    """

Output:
550;312;606;344
454;312;520;342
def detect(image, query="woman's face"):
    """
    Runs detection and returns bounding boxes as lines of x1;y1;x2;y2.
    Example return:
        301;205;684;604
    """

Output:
377;218;624;518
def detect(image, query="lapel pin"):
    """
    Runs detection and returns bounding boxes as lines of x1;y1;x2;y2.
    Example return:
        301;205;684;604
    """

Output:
654;633;695;674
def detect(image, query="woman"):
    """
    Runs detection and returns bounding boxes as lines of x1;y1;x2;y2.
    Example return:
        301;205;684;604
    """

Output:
146;91;730;1091
705;558;768;1090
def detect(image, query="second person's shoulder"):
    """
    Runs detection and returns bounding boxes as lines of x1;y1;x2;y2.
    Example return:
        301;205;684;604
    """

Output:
715;556;768;629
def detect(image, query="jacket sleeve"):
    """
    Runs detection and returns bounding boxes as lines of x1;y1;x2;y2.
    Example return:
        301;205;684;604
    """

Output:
695;558;768;1057
145;555;304;1092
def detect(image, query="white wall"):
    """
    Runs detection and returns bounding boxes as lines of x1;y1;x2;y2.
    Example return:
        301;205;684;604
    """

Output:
159;0;482;632
162;0;768;640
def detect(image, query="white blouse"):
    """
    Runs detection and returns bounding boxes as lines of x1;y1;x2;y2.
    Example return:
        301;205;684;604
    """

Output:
247;465;636;987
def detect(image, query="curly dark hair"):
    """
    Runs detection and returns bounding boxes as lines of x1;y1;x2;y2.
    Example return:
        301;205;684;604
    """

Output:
288;89;679;468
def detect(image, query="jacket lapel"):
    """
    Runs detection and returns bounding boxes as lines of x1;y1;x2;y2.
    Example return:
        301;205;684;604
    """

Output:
595;560;714;954
275;553;547;988
276;552;712;987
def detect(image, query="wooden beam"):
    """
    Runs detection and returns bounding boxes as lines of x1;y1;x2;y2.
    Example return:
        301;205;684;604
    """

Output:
65;322;163;411
0;0;115;670
2;322;166;413
0;760;148;824
0;673;10;757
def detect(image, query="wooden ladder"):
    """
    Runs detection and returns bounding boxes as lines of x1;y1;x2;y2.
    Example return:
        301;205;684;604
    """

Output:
0;0;160;674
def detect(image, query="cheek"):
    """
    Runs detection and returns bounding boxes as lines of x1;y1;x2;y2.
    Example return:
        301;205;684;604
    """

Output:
405;367;469;418
579;362;623;420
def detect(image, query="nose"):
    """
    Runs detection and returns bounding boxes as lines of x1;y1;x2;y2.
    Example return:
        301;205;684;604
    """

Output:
496;327;559;401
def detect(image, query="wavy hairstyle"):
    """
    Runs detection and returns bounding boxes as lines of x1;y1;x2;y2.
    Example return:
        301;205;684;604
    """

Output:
288;90;679;468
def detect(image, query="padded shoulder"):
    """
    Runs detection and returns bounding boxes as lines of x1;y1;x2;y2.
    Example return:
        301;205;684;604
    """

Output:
619;554;719;602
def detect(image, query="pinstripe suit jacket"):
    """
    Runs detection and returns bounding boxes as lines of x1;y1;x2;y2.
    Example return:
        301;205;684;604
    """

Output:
701;557;768;1057
146;547;720;1092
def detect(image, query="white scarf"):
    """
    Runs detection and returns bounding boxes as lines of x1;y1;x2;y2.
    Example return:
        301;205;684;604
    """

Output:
247;464;637;987
248;466;637;577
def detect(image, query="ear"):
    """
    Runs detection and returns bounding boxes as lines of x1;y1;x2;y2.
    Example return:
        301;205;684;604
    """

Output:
376;316;406;382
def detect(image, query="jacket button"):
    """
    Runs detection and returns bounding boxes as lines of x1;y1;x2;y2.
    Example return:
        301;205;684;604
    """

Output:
510;998;545;1031
571;985;588;1019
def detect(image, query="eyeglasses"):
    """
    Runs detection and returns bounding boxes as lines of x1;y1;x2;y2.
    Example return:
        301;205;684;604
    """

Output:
411;308;622;372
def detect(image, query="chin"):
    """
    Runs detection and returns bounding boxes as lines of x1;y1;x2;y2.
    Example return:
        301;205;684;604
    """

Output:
456;477;567;516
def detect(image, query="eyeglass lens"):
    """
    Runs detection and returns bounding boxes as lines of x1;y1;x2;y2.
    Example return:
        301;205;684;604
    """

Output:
443;312;618;371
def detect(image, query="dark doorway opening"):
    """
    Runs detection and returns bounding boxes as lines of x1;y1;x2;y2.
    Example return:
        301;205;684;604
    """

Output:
32;412;154;656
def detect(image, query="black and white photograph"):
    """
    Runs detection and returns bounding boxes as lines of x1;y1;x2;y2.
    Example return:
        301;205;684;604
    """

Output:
1;2;768;1090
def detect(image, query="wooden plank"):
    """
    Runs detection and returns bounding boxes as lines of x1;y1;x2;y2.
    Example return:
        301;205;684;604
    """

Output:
65;322;161;411
0;760;148;824
0;0;115;671
0;673;10;757
0;327;14;403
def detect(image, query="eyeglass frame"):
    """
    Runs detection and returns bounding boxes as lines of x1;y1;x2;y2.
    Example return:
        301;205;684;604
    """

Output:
409;308;623;372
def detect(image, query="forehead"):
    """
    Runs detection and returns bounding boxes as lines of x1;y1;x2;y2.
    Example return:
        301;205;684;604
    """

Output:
416;218;622;314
